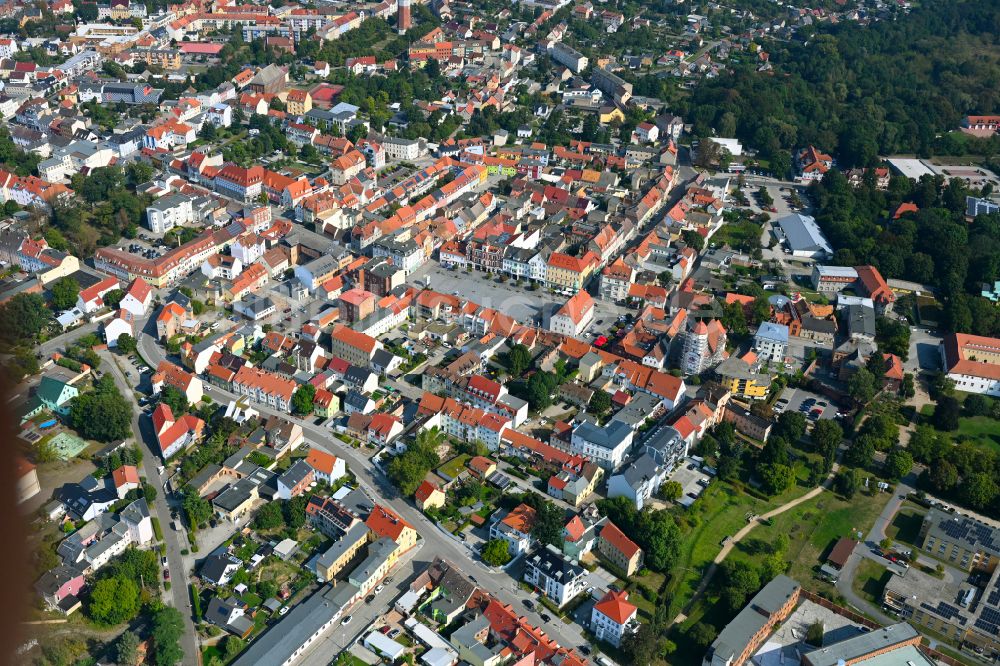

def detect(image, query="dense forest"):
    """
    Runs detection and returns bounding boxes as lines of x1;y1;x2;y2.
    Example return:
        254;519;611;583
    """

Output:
810;169;1000;336
681;0;1000;170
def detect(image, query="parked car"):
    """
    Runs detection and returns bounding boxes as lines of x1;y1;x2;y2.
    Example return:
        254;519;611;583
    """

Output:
341;615;353;625
389;629;401;639
279;606;290;616
540;613;552;622
523;600;534;610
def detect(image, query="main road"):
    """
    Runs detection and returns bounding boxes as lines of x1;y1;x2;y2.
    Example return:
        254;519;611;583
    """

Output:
134;319;590;655
100;347;200;665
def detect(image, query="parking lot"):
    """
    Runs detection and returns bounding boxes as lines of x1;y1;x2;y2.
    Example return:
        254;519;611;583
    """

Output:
668;459;712;507
773;387;840;422
406;261;632;330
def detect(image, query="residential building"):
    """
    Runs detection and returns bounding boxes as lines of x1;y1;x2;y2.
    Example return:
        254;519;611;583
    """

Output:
591;589;638;648
303;448;346;485
754;322;788;364
151;403;205;458
276;460;315;500
232;365;296;411
313;522;370;582
35;565;84;613
799;623;923;666
607;453;669;510
523;544;587;607
329;324;382;368
940;333;1000;397
596;521;643;577
704;575;801;666
919;508;1000;572
490;503;536;556
715;356;769;400
680;318;727;375
366;504;418;562
415;480;445;511
549;290;594;337
570;420;633;470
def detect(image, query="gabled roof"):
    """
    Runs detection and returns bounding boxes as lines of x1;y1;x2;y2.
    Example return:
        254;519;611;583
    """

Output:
593;589;637;625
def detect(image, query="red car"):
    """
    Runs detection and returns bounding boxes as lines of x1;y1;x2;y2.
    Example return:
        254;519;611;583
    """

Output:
594;335;608;347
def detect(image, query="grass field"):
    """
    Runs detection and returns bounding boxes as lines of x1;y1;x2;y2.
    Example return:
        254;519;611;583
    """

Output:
885;504;927;546
919;399;1000;454
436;454;470;481
852;559;891;605
665;460;816;617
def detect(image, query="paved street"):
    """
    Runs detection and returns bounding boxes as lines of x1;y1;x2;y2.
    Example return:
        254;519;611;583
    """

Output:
834;476;920;626
99;343;200;665
135;323;590;655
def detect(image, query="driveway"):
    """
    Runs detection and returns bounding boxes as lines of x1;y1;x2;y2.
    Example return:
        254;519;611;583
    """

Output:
100;348;200;665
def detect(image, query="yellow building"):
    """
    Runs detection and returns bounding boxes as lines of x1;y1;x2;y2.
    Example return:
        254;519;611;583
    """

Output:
546;251;599;291
715;357;769;400
414;480;445;511
285;89;313;116
135;48;182;70
599;107;625;124
313;522;370;582
366;504;417;567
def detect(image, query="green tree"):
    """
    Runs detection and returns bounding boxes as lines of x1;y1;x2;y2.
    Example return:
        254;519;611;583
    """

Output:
806;620;824;646
254;501;284;530
223;635;245;660
758;462;794;495
0;292;50;344
70;375;132;442
810;419;842;463
481;538;512;566
531;500;565;548
835;468;859;498
588;389;612;415
116;333;137;353
661;481;683;502
505;343;532;376
160;385;188;415
183;486;213;528
933;396;961;431
848;368;879;405
773;411;807;443
681;229;705;251
50;276;80;311
961;472;999;511
845;435;876;468
116;631;141;665
639;510;682;571
884;448;914;481
292;384;316;414
688;622;717;650
152;605;185;666
87;576;140;625
102;288;125;309
718;560;760;612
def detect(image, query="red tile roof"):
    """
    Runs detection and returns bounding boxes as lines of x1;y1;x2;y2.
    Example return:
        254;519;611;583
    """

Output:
593;589;637;625
600;521;641;560
366;504;414;542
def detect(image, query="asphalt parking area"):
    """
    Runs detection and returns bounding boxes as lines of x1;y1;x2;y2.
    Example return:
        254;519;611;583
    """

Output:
668;461;711;506
775;387;839;422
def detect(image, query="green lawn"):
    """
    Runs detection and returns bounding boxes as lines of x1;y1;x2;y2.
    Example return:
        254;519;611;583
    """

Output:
852;559;891;605
885;505;927;546
665;462;815;617
436;454;470;480
920;402;1000;455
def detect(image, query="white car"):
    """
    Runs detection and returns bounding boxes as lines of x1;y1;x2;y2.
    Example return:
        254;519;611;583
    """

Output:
374;584;385;594
279;606;290;616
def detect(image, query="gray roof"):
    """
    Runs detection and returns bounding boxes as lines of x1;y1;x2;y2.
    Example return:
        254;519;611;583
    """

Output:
232;582;359;666
801;623;920;666
573;419;631;450
613;453;662;490
923;508;1000;557
644;426;686;466
708;575;800;666
349;537;397;587
278;460;314;490
843;303;876;339
450;615;497;662
755;322;789;344
777;213;832;255
313;522;370;578
526;544;585;585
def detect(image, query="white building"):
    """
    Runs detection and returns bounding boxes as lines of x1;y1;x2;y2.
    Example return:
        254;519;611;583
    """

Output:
523;544;588;607
570;420;633;471
146;193;195;234
549;290;595;337
104;309;135;347
382;137;423;161
754;322;789;364
941;333;1000;397
591;589;638;647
